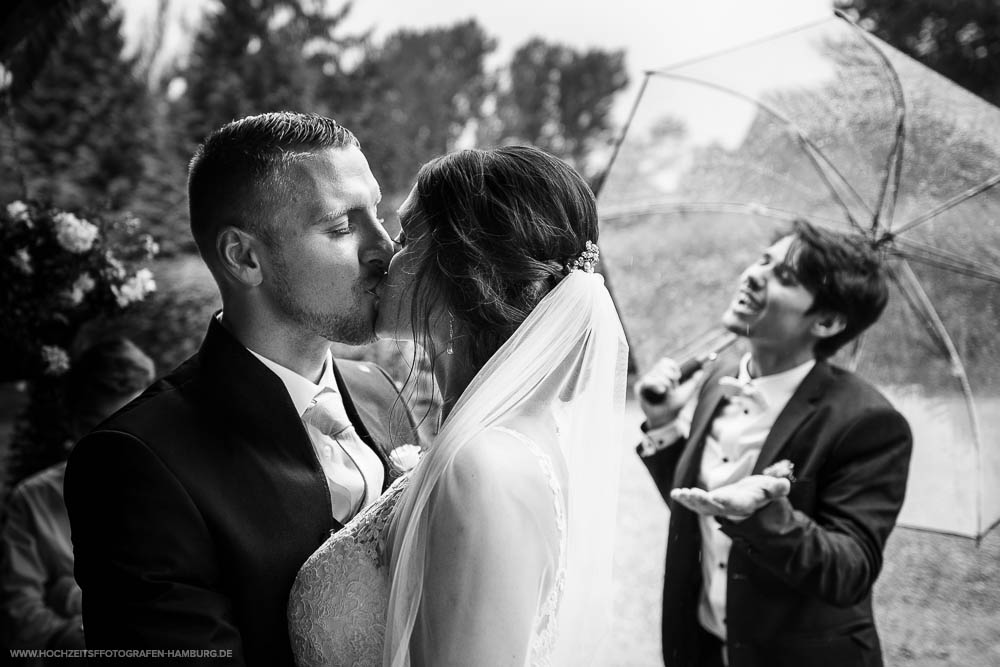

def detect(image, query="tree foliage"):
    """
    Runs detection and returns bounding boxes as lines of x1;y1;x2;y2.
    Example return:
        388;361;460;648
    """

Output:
173;0;363;148
836;0;1000;105
493;39;629;181
0;0;153;214
344;20;497;197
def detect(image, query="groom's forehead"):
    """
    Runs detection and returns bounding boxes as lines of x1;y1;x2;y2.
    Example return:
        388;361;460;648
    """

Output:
281;151;380;204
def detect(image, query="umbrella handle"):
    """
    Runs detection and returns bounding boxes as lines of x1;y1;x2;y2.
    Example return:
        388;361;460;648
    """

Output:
640;332;739;404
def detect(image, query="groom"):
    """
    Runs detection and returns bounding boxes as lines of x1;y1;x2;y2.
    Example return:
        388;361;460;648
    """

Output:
65;112;418;665
636;220;912;667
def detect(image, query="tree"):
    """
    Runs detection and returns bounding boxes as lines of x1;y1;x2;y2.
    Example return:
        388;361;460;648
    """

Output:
0;0;89;99
836;0;1000;105
174;0;365;147
0;0;154;214
341;20;497;197
493;39;629;182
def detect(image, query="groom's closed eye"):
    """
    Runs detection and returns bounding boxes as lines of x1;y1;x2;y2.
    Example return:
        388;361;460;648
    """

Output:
325;219;351;236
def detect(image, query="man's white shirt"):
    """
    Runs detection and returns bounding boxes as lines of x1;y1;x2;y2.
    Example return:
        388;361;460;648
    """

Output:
642;353;815;641
248;347;385;524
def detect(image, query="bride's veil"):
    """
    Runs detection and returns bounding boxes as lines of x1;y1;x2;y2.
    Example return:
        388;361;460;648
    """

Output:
384;269;629;666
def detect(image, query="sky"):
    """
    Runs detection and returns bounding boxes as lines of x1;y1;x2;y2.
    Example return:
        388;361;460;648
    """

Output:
122;0;837;123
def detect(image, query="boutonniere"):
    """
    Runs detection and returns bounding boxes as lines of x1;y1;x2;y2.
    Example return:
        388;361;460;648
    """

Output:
388;444;423;474
761;459;796;483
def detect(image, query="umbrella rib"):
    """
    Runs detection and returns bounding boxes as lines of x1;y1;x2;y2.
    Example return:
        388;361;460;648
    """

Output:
599;200;850;229
596;73;651;198
649;17;831;75
654;70;872;233
892;238;1000;285
838;12;907;233
893;173;1000;236
888;260;986;538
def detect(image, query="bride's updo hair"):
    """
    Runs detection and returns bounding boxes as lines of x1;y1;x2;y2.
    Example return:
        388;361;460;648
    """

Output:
409;146;598;368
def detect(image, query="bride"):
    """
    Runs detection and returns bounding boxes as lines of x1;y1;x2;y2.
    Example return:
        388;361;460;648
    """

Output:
288;145;629;666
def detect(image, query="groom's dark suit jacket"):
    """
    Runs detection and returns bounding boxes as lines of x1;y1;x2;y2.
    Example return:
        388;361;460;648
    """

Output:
65;317;418;666
640;360;911;667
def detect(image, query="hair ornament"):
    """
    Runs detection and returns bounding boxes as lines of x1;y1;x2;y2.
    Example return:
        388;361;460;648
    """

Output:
565;241;600;274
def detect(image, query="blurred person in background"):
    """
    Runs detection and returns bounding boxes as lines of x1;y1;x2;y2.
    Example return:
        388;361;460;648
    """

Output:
0;338;154;661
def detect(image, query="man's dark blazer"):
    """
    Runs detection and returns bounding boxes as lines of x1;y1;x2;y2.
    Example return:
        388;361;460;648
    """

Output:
64;317;419;666
639;359;912;667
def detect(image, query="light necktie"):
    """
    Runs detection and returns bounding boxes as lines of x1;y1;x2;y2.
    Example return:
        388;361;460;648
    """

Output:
301;388;376;523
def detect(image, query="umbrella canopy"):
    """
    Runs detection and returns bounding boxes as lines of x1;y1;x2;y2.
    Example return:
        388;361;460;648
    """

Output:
598;14;1000;540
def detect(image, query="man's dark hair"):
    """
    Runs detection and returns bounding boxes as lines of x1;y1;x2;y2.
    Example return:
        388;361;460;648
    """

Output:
784;219;889;359
187;112;359;260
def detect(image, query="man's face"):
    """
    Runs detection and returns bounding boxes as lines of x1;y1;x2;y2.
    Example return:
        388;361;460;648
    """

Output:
258;146;394;345
722;235;824;353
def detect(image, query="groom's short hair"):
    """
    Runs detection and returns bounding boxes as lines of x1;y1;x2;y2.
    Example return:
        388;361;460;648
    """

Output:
187;112;359;260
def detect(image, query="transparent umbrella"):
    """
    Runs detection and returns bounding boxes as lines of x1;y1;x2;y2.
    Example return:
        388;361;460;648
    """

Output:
598;13;1000;540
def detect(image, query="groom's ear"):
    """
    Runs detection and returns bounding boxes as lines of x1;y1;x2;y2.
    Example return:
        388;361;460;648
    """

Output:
217;227;264;287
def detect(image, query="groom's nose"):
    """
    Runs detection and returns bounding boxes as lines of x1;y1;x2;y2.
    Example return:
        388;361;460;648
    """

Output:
358;217;395;272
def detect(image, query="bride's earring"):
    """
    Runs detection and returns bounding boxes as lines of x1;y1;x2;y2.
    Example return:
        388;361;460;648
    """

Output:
447;315;454;355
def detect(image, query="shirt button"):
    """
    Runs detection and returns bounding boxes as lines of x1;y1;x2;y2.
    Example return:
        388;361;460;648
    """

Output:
722;457;730;463
719;562;726;569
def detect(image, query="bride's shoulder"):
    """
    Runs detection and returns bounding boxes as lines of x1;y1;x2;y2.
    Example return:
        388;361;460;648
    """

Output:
444;427;554;505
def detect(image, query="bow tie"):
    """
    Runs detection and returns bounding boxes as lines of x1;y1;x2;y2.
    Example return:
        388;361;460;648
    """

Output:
718;376;768;412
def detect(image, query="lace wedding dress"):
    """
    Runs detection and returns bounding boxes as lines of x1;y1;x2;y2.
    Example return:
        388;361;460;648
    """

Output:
287;427;566;667
288;270;628;667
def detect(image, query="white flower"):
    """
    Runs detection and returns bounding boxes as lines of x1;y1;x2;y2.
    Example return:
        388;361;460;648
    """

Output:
63;272;96;306
11;247;33;274
41;345;70;376
761;459;795;480
6;200;30;224
388;444;423;472
53;211;99;253
141;234;160;258
105;253;126;280
111;267;156;307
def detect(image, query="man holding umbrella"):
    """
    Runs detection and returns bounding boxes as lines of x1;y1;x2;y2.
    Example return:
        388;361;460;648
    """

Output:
636;219;912;667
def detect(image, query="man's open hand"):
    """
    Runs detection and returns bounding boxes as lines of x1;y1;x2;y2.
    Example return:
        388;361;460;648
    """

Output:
671;474;791;518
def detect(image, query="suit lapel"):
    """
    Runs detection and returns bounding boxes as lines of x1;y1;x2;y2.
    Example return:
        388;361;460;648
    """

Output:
752;361;832;473
673;365;733;490
200;315;318;461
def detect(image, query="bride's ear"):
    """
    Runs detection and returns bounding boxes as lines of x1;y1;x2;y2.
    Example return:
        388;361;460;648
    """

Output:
217;226;264;287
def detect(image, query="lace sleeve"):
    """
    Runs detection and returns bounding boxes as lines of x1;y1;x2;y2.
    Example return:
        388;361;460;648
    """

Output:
407;428;563;667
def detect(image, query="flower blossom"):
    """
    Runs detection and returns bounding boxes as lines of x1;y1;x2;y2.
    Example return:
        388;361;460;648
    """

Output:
41;345;70;376
105;253;126;280
141;234;160;258
63;272;96;306
388;444;423;472
53;211;99;253
111;268;156;307
6;200;31;224
12;248;33;275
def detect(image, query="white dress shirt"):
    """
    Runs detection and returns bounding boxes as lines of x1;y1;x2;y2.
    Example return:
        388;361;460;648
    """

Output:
248;348;385;524
695;353;814;640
